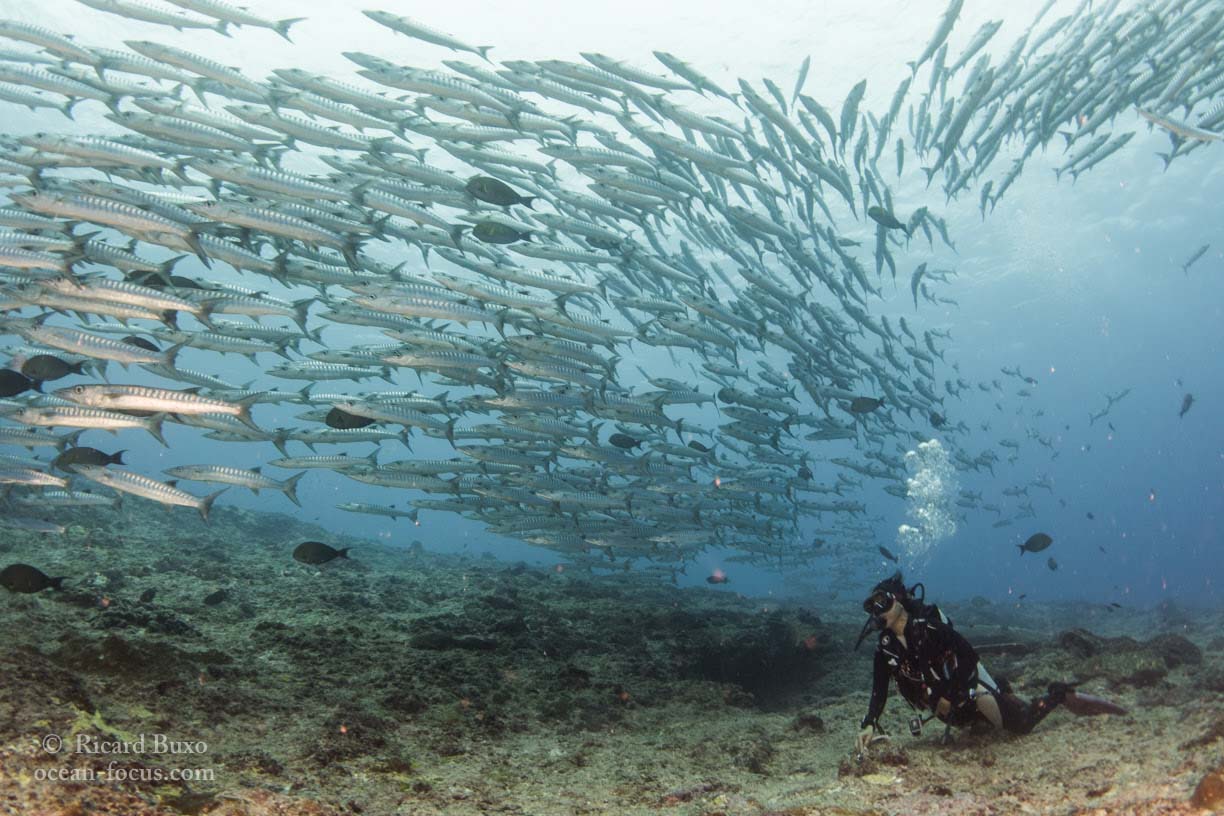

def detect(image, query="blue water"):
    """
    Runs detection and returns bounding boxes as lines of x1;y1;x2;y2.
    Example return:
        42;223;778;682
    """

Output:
0;0;1221;613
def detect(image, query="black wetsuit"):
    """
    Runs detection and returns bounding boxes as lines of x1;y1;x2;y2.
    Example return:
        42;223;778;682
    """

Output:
860;604;1063;735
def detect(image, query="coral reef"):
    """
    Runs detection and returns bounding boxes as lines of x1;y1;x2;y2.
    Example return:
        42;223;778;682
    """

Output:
0;502;1221;815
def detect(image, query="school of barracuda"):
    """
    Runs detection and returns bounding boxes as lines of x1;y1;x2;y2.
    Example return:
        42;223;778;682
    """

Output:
0;0;1219;572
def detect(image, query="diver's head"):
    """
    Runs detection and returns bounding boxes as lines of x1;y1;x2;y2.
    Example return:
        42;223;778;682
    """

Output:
862;572;913;625
855;572;924;648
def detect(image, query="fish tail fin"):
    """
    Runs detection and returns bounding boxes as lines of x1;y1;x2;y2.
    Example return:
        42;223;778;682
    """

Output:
476;46;494;63
199;487;228;523
291;297;315;332
337;547;353;559
1017;545;1026;555
448;224;467;247
235;394;262;432
275;17;307;42
214;20;231;37
171;159;192;184
58;430;85;451
520;196;536;210
109;450;127;466
145;413;169;447
185;229;212;268
162;342;184;370
159;254;187;280
281;471;306;507
49;576;66;591
272;428;291;457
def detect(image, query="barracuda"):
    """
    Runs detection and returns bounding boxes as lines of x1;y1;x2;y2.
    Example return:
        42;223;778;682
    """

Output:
124;40;267;98
75;464;225;520
0;466;69;488
164;464;303;505
10;190;214;265
12;405;168;446
12;322;180;368
161;0;303;40
188;158;351;201
57;383;261;430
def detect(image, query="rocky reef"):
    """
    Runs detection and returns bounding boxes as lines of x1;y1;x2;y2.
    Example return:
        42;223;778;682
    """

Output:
0;502;1222;815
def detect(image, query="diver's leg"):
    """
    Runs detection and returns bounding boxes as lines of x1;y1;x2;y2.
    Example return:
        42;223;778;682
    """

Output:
997;684;1067;735
974;684;1003;729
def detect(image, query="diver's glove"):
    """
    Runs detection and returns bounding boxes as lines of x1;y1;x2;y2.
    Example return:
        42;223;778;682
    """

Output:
855;721;888;755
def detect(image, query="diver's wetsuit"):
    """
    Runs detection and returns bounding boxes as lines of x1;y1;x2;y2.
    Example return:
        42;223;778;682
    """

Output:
859;604;1064;735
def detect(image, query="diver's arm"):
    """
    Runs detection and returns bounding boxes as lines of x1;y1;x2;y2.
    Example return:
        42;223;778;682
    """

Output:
860;647;890;730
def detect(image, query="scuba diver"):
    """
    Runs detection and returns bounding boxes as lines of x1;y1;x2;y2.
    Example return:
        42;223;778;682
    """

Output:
854;572;1126;754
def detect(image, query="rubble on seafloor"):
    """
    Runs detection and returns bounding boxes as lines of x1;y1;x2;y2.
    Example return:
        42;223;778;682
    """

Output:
0;502;1221;815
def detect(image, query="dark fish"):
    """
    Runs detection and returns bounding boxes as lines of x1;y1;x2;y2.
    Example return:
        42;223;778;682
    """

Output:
687;440;712;453
1017;532;1053;554
465;176;536;208
1047;557;1058;571
0;563;65;593
929;412;945;428
1109;602;1122;609
128;271;202;289
706;570;729;584
1023;376;1038;385
797;465;813;480
1179;393;1194;418
608;433;642;450
139;588;156;603
1018;593;1027;600
1058;498;1066;507
472;221;532;244
849;396;884;414
1086;512;1094;520
867;205;908;232
293;541;351;564
878;545;898;563
325;407;376;430
122;335;160;352
0;368;39;397
21;354;85;382
52;446;126;472
1098;546;1106;554
203;589;227;605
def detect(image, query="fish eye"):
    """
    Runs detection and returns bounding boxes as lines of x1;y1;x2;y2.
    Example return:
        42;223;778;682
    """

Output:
73;385;84;394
